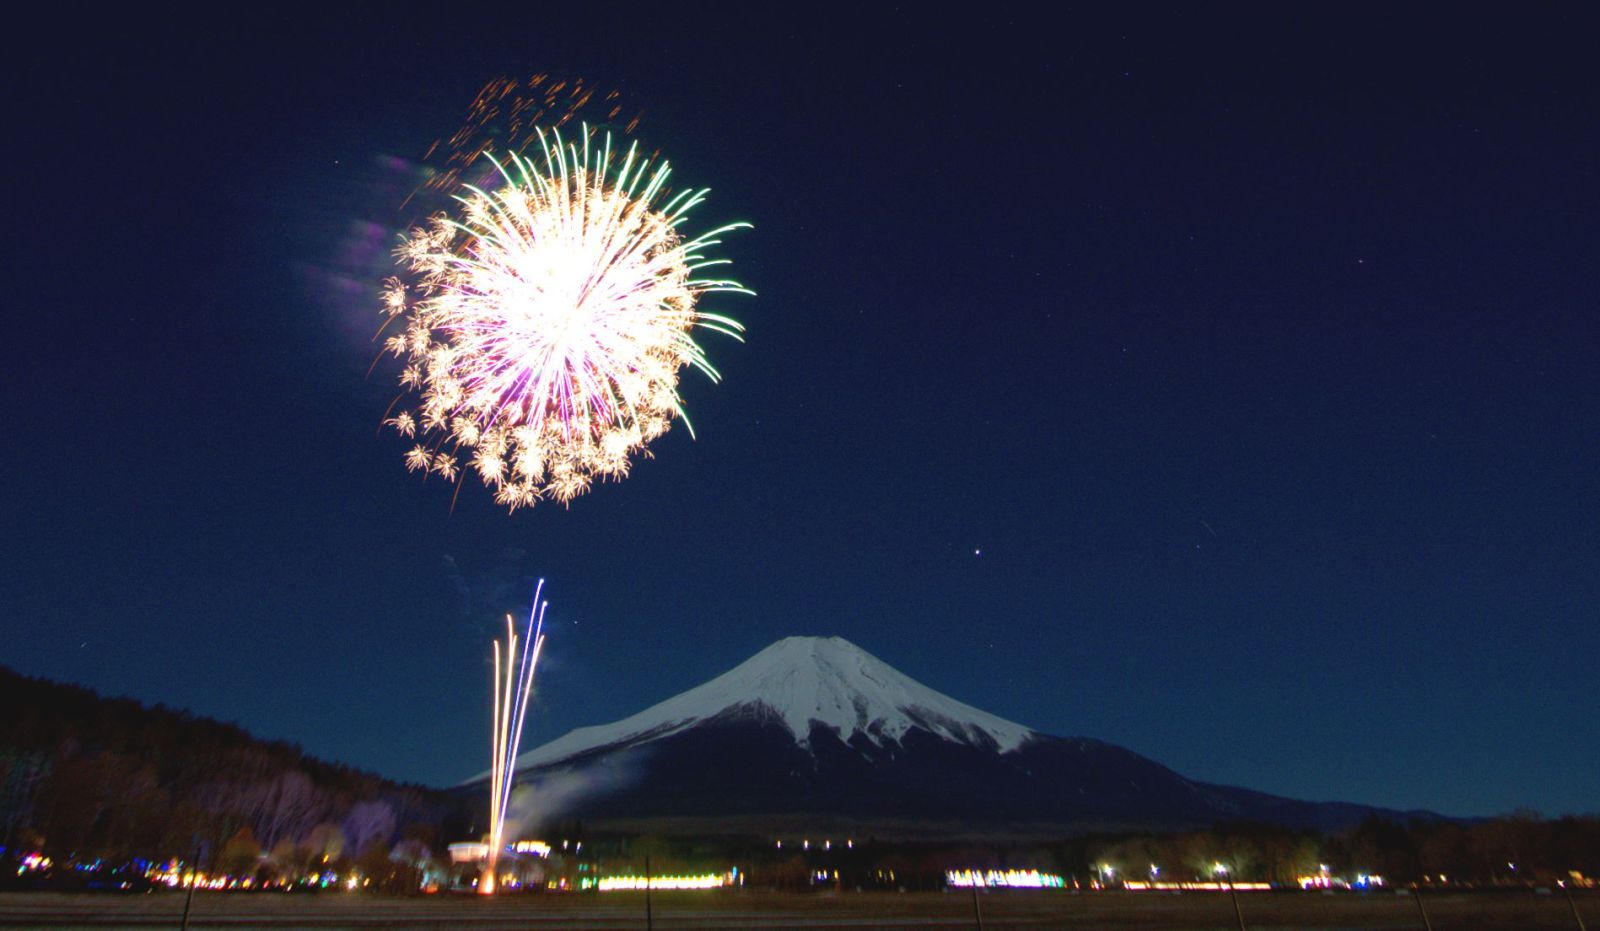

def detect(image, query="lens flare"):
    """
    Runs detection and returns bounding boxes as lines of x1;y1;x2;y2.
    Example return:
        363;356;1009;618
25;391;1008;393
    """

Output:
382;127;750;511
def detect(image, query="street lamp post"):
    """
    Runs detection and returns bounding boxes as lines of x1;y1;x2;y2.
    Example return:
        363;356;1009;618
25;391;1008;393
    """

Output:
1216;864;1246;931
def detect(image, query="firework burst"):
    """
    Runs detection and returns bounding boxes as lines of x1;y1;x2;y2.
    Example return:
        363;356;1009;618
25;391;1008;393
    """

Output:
382;127;750;510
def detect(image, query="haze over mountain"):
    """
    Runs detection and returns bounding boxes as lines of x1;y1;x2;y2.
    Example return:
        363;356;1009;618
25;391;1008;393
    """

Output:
481;637;1441;837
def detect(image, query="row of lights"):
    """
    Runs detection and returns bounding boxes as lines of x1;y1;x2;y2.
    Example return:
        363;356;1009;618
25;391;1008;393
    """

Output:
775;838;854;851
589;869;740;891
946;869;1066;889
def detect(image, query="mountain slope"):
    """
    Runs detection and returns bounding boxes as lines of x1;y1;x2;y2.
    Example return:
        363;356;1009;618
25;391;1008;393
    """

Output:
0;664;451;860
485;637;1439;836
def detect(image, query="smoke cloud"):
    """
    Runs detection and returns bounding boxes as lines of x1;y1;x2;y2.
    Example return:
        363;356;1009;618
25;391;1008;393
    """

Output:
500;754;639;841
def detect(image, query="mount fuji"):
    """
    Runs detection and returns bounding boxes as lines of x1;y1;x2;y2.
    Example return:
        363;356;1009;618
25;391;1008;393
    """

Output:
478;636;1434;836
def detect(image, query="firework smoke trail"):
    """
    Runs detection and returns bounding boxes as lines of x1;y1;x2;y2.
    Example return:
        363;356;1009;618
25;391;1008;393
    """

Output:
381;126;751;511
483;581;548;895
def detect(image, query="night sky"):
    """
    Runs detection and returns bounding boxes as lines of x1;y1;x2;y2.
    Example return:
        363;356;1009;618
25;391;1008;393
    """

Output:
6;6;1597;818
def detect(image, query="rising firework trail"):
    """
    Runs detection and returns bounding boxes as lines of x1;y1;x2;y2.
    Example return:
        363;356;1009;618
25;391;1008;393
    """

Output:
482;581;549;895
381;126;752;511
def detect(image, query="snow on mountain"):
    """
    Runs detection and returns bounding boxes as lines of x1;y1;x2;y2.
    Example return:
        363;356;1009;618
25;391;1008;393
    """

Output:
509;636;1035;773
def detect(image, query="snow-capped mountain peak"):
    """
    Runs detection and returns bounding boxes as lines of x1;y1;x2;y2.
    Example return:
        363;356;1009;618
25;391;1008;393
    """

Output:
508;635;1034;773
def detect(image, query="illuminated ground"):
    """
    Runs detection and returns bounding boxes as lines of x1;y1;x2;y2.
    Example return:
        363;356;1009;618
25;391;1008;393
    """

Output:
0;889;1591;929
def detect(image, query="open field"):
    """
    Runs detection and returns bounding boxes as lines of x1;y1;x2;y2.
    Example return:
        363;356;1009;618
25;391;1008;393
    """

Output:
0;890;1593;930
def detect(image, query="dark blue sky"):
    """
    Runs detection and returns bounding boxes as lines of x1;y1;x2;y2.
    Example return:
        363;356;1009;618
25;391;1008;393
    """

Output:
6;6;1596;817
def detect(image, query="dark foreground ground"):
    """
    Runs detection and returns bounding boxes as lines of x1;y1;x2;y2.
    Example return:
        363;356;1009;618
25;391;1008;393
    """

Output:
0;889;1592;930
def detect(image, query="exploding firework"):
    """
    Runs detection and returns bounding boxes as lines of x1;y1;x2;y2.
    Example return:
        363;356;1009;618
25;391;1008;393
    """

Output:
380;127;750;511
483;582;548;895
414;74;641;204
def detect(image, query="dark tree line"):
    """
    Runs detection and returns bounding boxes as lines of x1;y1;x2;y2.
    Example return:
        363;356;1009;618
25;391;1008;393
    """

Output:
0;665;455;880
3;664;1594;894
1077;815;1600;887
523;815;1600;892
